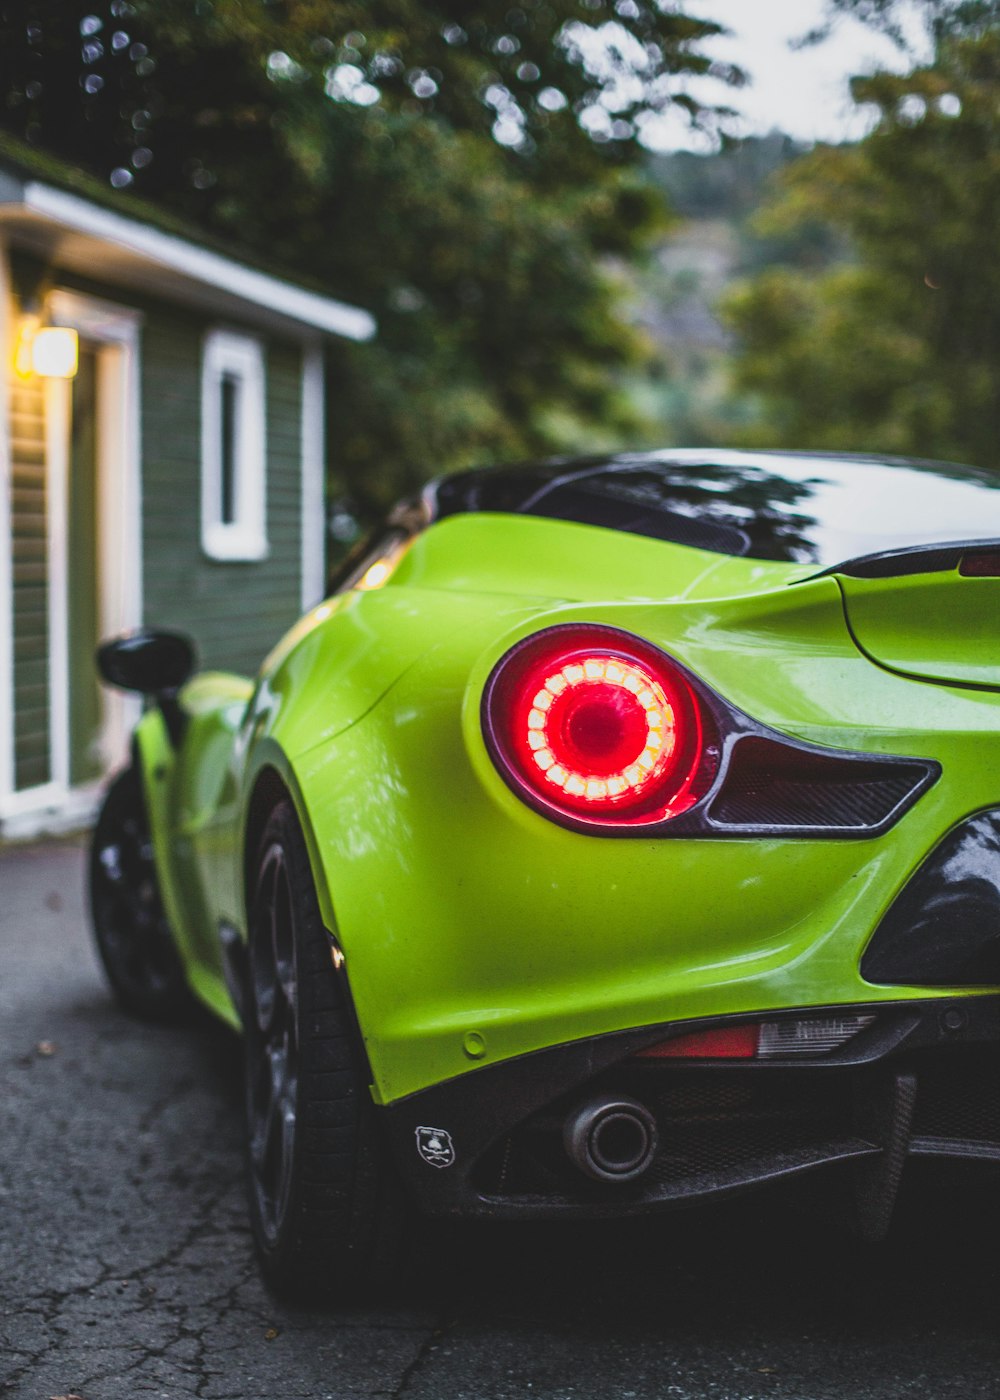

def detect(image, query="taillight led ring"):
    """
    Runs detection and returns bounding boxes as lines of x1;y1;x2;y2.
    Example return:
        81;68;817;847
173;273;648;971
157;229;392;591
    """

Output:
482;625;719;828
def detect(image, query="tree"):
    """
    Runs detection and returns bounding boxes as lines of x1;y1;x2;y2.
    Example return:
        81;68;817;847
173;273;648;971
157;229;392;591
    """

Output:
806;0;999;50
0;0;739;520
723;12;1000;470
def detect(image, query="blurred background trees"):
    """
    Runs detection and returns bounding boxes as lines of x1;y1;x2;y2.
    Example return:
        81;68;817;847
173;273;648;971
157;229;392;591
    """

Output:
0;0;737;521
2;0;999;527
724;1;1000;468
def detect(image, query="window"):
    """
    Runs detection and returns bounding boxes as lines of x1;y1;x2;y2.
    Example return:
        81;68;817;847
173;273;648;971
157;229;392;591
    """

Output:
427;453;1000;566
201;329;267;560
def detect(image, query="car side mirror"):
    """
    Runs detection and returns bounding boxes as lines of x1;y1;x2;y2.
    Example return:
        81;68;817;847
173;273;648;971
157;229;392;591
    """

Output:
96;629;196;747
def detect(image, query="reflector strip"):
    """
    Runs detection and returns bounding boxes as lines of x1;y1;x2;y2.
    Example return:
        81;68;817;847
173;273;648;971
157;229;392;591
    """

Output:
635;1014;876;1061
756;1015;875;1057
636;1024;759;1059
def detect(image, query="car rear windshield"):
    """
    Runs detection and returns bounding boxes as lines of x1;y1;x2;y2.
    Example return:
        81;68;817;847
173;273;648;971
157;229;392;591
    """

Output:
428;452;1000;566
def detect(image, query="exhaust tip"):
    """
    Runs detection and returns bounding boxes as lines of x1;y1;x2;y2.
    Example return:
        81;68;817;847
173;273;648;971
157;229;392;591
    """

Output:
563;1096;658;1183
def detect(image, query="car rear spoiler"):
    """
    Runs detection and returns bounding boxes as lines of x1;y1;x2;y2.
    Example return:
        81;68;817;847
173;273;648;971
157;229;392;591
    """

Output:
813;539;1000;580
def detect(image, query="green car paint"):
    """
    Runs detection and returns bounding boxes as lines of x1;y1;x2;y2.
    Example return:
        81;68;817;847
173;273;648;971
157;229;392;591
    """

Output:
130;505;1000;1105
841;569;1000;689
137;672;252;1022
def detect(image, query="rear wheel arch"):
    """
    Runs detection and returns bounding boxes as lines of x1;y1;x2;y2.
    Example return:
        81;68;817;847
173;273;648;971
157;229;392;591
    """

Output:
242;765;372;1062
243;767;292;918
242;761;340;936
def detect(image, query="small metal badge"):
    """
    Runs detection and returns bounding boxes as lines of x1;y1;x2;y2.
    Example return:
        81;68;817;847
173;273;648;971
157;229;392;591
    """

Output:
415;1126;455;1169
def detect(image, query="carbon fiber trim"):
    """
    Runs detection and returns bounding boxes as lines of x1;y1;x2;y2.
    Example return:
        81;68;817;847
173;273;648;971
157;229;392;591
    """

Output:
705;738;933;835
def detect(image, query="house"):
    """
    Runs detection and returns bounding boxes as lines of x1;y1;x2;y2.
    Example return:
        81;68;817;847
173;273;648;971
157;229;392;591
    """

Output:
0;135;375;839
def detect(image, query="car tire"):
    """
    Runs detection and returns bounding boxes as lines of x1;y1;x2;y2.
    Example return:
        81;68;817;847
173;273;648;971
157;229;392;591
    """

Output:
244;799;404;1300
89;766;196;1021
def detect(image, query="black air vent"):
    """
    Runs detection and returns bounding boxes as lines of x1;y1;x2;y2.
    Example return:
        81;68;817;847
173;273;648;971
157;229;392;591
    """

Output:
708;737;934;834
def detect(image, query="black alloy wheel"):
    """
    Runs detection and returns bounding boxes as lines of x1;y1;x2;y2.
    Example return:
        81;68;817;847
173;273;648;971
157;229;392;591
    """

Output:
89;767;195;1020
243;800;404;1299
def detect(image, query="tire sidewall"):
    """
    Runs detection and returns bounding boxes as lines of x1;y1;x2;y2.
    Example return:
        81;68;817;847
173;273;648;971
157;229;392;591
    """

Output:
244;799;401;1298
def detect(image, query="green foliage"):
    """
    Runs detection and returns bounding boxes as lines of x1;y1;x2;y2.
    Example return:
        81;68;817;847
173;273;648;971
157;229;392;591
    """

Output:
0;0;739;522
304;107;664;516
650;132;846;273
613;135;847;453
802;0;1000;54
724;19;1000;470
650;133;808;223
823;0;1000;44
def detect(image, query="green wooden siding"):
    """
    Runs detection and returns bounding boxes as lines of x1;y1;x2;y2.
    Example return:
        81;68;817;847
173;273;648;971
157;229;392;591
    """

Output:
4;256;310;799
9;374;50;790
141;303;304;676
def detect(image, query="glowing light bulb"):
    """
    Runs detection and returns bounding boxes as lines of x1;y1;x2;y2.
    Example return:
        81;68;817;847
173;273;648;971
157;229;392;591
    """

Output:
31;327;79;378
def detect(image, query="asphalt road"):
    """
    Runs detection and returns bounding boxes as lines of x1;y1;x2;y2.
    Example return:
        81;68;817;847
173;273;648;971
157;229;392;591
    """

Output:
2;837;1000;1400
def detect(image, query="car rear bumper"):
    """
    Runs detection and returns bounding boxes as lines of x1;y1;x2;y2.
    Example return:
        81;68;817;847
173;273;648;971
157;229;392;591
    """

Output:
376;996;1000;1224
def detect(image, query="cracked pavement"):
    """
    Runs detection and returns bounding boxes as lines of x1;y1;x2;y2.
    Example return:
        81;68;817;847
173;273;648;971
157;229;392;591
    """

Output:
3;837;1000;1400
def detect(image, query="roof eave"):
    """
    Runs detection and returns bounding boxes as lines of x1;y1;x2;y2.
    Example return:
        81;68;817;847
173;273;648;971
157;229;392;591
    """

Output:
0;179;375;343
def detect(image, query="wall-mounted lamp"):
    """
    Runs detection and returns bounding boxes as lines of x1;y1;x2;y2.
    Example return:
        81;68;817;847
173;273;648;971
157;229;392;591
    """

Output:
13;314;79;380
32;326;79;379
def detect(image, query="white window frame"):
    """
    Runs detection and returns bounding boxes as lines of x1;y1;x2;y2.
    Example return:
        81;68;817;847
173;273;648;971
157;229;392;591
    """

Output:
200;328;267;561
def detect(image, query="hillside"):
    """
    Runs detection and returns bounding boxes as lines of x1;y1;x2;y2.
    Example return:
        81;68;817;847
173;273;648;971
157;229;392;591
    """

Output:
622;133;847;447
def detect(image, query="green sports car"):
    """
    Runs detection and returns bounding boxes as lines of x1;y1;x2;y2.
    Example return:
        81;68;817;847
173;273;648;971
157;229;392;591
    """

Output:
90;449;1000;1297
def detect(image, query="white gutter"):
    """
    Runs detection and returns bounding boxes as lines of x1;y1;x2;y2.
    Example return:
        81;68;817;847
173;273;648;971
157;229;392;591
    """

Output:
22;181;376;343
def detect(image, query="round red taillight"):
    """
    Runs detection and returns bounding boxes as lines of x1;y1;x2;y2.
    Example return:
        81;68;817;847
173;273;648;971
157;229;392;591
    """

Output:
483;625;718;826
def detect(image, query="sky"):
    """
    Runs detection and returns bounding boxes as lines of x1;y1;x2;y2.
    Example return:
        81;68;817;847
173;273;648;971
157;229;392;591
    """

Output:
646;0;931;150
